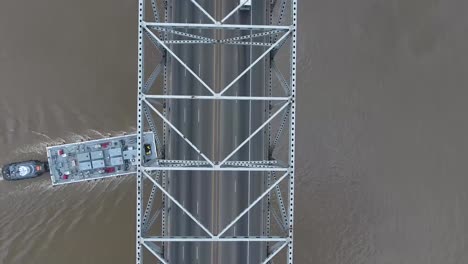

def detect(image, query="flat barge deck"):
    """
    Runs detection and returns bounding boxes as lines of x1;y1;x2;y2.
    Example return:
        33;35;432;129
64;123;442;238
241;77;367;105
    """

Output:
47;132;156;185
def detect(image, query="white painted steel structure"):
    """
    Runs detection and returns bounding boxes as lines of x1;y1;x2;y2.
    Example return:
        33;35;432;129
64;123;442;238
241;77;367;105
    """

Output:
136;0;297;263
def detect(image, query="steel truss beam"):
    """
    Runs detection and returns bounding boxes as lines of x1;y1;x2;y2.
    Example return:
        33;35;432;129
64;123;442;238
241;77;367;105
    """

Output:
145;94;290;100
144;160;289;171
146;22;291;30
161;40;274;46
153;27;218;42
149;27;286;46
142;240;288;264
143;236;289;242
137;0;298;263
145;166;289;172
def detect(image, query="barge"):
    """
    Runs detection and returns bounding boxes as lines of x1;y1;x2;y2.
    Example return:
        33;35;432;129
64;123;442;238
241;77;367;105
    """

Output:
47;132;157;185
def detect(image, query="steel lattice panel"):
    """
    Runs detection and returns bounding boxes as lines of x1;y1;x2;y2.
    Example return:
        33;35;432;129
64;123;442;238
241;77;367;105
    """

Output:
136;0;298;263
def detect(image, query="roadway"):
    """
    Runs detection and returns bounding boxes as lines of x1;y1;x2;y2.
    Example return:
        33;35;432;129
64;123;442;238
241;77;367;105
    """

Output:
166;1;268;262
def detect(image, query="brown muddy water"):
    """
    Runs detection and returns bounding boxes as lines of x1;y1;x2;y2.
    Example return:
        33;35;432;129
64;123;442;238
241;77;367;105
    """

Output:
1;0;468;263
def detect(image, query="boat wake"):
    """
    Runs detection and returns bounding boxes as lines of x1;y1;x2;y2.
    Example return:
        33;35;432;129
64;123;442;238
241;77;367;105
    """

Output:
13;129;134;156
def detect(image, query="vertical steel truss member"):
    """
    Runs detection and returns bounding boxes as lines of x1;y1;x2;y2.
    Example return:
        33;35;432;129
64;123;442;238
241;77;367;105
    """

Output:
136;0;297;263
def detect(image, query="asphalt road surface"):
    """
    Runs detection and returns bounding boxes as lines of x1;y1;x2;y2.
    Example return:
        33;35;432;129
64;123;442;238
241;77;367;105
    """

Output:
166;0;268;263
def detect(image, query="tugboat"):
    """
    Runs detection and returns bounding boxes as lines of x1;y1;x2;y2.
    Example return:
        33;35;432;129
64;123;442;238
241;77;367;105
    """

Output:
1;160;48;181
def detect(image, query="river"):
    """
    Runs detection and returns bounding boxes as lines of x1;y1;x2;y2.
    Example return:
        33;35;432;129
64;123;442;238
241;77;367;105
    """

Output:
1;0;468;263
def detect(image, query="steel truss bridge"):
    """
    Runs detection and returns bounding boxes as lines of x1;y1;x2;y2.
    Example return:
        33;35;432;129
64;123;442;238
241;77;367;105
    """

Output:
135;0;298;263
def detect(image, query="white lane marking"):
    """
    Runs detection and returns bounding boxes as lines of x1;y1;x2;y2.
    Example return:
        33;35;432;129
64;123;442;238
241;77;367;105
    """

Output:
182;245;185;260
234;135;237;145
182;200;185;215
196;246;199;259
198;64;201;75
233;225;236;235
197;110;200;122
196;201;199;214
234;180;237;193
